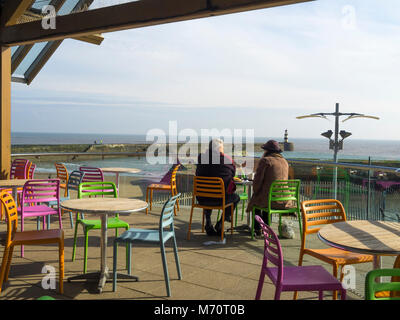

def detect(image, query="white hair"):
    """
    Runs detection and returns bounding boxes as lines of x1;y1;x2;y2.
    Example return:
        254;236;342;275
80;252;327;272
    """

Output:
210;138;223;154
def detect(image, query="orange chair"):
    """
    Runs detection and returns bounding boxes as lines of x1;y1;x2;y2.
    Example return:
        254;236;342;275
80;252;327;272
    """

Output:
294;199;374;300
146;164;180;215
187;176;234;241
0;191;64;294
55;163;69;197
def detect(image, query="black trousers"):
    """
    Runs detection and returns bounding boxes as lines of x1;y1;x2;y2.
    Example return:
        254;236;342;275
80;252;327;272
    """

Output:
254;208;270;231
197;193;241;224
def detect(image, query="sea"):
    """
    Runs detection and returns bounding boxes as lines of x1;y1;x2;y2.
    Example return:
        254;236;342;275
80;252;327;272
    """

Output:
11;131;400;178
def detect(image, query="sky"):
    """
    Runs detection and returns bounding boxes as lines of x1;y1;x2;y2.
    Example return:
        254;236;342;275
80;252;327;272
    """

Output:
10;0;400;141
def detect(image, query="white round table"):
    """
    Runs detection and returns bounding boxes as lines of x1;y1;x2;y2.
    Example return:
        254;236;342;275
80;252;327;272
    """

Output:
61;197;148;293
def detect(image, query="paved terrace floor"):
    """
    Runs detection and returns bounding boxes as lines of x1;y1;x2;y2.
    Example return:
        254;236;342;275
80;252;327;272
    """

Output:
0;204;396;301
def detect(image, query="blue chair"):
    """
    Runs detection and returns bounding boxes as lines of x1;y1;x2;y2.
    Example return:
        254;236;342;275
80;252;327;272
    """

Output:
112;193;182;297
48;170;85;229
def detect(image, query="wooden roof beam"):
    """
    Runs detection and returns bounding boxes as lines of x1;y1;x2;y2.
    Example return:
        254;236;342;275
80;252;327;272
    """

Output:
1;0;36;27
0;0;314;47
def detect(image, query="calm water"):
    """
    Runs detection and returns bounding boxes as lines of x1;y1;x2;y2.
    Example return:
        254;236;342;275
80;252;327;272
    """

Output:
12;132;400;177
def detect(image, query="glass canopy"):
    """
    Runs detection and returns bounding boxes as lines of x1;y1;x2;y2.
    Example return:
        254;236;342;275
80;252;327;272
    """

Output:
11;0;97;85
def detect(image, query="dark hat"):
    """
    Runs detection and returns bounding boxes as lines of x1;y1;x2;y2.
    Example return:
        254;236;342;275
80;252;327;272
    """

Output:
261;140;282;153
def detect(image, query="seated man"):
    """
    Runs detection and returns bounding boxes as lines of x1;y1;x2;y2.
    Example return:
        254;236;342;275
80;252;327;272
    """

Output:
196;138;240;236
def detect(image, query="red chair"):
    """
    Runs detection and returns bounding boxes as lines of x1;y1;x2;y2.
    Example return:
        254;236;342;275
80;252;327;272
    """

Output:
254;215;346;300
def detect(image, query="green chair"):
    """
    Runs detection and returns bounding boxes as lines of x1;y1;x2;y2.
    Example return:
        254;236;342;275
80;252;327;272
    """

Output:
235;184;248;227
72;181;129;273
251;179;301;240
112;194;182;297
365;268;400;300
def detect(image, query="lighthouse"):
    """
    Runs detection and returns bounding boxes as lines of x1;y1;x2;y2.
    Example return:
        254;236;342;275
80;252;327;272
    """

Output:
281;129;294;151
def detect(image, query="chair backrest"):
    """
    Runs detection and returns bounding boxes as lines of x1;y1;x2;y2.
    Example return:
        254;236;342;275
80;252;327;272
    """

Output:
193;176;225;201
79;166;104;182
10;159;30;179
159;164;181;185
55;163;69;184
78;181;117;199
0;190;19;245
365;268;400;300
300;199;346;247
159;193;181;234
66;170;85;197
255;215;284;285
21;179;60;208
28;163;36;179
268;179;300;211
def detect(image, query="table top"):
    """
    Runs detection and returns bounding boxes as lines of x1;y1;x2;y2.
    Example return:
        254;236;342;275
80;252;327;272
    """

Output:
318;220;400;256
0;179;30;188
100;167;141;174
60;198;148;215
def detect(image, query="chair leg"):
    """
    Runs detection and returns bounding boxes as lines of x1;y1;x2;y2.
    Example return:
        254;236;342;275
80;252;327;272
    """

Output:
255;269;266;300
69;212;74;229
230;205;234;235
172;236;182;280
71;219;80;261
21;217;24;257
59;241;64;294
127;243;132;275
251;208;256;240
333;264;339;300
187;206;194;240
160;242;171;297
293;252;304;300
113;241;118;292
201;209;205;233
145;188;149;215
4;245;14;283
83;229;89;274
319;291;323;300
0;246;11;294
150;190;153;211
220;209;225;241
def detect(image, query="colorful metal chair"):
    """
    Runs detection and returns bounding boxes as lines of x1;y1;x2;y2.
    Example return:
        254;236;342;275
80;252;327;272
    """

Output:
252;179;302;240
112;194;182;297
365;255;400;300
254;215;346;300
48;170;85;228
146;164;180;215
19;179;62;257
72;181;129;273
0;190;64;294
187;176;234;241
294;199;374;300
55;163;69;197
10;158;30;179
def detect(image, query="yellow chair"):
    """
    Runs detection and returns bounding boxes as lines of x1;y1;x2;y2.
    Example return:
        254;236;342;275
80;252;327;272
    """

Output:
294;199;374;300
146;164;180;215
187;176;233;241
55;163;69;197
0;190;64;294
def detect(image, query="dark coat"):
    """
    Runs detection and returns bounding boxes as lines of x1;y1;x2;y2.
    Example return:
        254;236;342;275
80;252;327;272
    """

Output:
195;152;236;195
246;153;289;212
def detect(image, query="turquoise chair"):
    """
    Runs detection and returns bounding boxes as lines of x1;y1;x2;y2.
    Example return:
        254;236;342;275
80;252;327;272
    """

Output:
112;194;182;297
252;179;301;239
72;181;129;273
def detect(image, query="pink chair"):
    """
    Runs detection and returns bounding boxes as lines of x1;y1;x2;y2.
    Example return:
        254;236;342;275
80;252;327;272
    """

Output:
79;166;118;196
79;166;104;182
254;215;346;300
19;179;62;257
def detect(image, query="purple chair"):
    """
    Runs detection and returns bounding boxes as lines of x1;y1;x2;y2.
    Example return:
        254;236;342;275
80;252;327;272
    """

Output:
254;215;346;300
19;179;62;257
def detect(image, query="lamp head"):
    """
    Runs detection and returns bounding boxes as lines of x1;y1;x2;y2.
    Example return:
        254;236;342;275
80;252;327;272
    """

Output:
339;130;352;139
321;130;333;139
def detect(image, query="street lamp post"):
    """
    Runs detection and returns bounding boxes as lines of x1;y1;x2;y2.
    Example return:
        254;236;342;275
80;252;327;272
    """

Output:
297;102;379;199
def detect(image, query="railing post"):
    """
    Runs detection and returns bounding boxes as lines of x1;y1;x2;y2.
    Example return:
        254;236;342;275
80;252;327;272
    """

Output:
367;157;371;220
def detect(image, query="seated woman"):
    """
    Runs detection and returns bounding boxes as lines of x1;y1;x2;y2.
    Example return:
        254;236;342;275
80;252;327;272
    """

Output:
196;138;240;236
247;140;290;236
